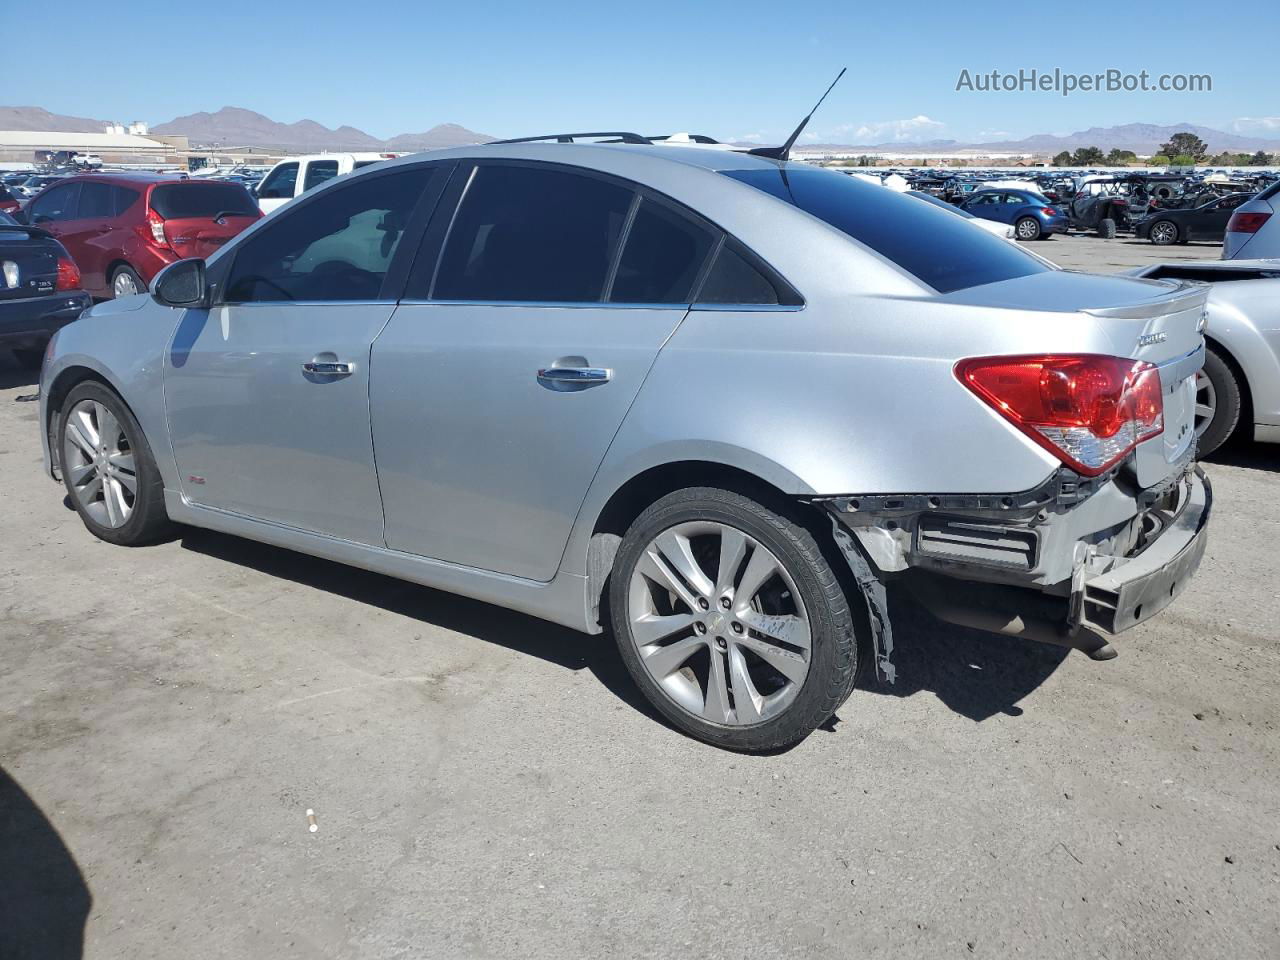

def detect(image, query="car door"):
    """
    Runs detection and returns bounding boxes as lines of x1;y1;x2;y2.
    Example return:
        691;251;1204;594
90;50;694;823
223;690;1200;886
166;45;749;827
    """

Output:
1197;195;1246;240
965;192;1001;222
256;161;299;215
163;163;446;545
25;181;81;249
54;180;116;294
370;160;716;581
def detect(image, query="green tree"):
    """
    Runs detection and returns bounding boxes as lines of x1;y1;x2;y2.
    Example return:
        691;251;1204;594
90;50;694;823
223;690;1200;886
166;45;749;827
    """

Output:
1071;146;1105;165
1251;150;1271;166
1171;154;1197;168
1105;149;1138;165
1147;154;1173;166
1158;132;1208;162
1052;150;1072;166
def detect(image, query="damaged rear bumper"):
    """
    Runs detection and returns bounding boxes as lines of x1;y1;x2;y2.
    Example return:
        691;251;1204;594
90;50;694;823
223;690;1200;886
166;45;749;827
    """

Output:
822;462;1211;669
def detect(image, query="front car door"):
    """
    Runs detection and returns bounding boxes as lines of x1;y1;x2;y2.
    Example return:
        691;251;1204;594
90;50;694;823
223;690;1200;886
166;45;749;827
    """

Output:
256;161;299;215
370;160;718;581
163;163;447;545
965;192;1001;221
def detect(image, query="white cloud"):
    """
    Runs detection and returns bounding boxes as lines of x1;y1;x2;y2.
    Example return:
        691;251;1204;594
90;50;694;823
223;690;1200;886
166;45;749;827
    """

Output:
831;115;946;143
1231;116;1280;133
734;133;764;143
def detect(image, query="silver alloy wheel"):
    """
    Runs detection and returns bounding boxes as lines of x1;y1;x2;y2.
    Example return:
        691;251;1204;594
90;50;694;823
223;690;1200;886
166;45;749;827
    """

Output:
1151;221;1178;245
1016;218;1039;240
62;399;137;528
1194;369;1217;438
627;520;811;725
113;270;140;297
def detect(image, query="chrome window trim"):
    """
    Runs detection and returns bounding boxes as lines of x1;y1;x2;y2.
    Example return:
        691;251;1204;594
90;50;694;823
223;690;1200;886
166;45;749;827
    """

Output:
396;298;804;312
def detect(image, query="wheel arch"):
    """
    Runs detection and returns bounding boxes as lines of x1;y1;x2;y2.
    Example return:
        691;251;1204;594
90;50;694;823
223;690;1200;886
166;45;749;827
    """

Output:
43;363;132;477
1203;333;1254;428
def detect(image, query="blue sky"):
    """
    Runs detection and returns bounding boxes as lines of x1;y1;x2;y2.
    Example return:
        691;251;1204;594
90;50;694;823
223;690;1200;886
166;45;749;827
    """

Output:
4;0;1276;144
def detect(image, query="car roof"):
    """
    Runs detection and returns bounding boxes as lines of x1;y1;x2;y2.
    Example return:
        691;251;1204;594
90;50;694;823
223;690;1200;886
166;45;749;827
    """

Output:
52;172;187;186
397;140;790;176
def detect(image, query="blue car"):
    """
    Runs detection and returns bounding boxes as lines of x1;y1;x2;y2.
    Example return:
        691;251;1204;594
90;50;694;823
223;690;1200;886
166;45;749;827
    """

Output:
961;189;1069;241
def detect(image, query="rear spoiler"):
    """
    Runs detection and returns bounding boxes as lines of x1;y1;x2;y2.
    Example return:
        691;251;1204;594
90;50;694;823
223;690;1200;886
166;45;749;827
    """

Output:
1081;282;1208;320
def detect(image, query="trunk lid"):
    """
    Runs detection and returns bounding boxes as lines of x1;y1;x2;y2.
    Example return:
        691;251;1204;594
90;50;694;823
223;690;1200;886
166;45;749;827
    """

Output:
942;270;1207;488
0;225;61;301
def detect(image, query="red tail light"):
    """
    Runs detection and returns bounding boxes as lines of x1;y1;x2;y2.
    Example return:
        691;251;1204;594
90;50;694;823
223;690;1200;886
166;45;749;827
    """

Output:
1041;207;1057;216
138;208;170;248
1227;211;1271;234
55;256;81;291
956;354;1164;476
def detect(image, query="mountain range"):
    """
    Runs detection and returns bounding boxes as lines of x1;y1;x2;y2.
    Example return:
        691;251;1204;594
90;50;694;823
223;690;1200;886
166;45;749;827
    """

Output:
798;123;1280;156
0;105;493;152
5;107;1279;157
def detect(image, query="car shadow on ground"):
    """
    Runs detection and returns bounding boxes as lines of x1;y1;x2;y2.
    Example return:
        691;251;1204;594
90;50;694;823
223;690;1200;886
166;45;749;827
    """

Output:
0;767;91;959
1205;440;1279;474
179;530;1067;739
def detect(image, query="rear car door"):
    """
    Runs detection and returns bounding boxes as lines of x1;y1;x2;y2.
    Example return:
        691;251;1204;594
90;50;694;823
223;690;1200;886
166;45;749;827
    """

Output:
53;180;117;293
370;161;717;581
163;164;446;544
302;160;341;194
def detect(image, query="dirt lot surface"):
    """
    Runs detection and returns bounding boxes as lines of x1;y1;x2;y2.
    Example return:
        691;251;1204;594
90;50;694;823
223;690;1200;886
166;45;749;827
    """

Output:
2;233;1277;959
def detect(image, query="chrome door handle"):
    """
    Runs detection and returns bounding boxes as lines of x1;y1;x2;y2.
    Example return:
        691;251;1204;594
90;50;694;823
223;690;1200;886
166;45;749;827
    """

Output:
302;360;354;376
536;366;612;384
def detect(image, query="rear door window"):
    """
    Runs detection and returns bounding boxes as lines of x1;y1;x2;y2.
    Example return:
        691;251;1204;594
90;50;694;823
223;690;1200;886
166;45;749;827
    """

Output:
77;182;116;219
303;160;340;192
723;167;1051;294
150;183;258;219
609;198;716;303
257;162;299;200
432;164;633;302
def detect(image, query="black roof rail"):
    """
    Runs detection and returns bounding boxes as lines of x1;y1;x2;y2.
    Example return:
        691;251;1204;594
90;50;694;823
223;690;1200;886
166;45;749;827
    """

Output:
489;132;653;145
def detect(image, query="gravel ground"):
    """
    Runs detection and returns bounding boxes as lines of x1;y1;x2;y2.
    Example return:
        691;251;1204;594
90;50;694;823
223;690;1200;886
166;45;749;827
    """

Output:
2;234;1277;960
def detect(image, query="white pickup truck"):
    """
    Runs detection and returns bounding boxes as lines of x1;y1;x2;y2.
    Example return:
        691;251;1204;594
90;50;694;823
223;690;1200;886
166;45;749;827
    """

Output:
255;153;399;214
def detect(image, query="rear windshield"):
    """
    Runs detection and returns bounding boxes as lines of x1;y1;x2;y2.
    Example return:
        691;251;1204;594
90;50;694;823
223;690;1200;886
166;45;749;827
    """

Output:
150;182;257;219
722;167;1052;294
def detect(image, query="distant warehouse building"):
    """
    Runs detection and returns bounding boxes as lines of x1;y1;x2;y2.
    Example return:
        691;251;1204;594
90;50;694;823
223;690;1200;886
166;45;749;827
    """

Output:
0;130;189;168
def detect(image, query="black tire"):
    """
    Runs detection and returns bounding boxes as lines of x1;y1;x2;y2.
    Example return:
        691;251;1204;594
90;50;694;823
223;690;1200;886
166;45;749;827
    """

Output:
1096;217;1117;239
1149;220;1180;245
109;264;146;299
1196;347;1243;458
1014;217;1042;241
57;381;176;546
609;487;859;752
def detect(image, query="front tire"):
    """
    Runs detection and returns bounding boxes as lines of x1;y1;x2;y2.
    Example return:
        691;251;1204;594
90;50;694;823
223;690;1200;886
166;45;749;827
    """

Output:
1195;347;1243;457
1015;217;1042;241
1096;217;1117;239
1149;220;1179;245
58;381;175;545
609;487;859;752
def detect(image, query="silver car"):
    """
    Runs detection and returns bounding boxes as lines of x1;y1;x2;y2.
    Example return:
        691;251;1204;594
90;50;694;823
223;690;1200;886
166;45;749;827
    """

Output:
1126;259;1280;454
1222;179;1280;259
38;144;1211;751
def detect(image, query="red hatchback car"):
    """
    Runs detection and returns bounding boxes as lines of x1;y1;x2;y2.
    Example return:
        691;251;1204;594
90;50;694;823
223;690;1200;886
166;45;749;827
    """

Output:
20;173;261;298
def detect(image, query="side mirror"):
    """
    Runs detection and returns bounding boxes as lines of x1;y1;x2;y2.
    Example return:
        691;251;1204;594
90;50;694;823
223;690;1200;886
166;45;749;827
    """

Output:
152;258;209;308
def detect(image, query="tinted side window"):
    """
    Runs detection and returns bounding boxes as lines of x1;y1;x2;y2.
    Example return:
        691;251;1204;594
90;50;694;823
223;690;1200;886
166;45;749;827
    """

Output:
433;165;633;302
224;168;433;303
113;186;141;216
723;167;1051;294
258;162;299;200
29;183;81;223
609;198;716;304
696;240;791;306
77;182;116;219
303;160;340;192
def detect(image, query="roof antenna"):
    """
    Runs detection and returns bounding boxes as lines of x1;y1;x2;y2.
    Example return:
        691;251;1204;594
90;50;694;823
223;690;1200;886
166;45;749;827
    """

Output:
749;67;847;161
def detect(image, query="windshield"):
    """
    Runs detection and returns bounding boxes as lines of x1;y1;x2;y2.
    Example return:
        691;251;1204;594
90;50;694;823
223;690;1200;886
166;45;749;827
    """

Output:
150;182;258;219
724;167;1051;294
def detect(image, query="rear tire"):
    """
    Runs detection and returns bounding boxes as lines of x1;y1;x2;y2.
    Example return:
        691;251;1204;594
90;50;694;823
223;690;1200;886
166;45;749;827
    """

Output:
1097;217;1117;239
1014;217;1042;241
110;265;145;299
609;487;859;752
1195;347;1243;457
57;381;176;546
